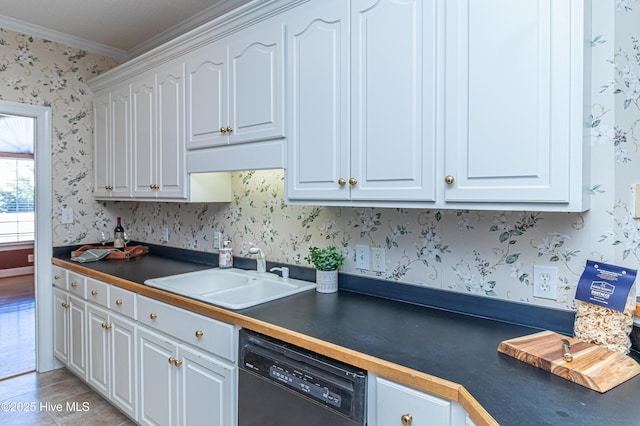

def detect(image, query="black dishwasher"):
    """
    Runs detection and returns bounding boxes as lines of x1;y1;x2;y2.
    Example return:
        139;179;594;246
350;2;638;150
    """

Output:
238;329;367;426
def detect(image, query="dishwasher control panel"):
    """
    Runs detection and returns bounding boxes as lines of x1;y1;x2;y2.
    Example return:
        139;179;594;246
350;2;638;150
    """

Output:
239;329;367;423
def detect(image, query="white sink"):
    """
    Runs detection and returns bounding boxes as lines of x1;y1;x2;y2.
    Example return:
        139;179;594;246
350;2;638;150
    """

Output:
144;268;316;309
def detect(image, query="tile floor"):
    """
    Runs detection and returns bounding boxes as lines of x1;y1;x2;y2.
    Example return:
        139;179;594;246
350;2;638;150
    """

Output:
0;368;134;425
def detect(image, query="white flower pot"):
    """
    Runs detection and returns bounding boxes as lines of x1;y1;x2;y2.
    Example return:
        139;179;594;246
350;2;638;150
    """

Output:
315;269;338;293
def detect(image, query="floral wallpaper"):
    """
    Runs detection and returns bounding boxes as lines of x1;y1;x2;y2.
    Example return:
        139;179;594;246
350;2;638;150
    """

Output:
3;2;640;314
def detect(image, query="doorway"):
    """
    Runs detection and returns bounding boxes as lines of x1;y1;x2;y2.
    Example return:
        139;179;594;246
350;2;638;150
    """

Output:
0;100;53;378
0;114;36;379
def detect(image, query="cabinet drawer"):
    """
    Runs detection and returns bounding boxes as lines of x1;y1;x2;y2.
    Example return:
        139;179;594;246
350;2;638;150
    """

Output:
110;286;137;319
86;278;110;308
67;271;86;299
138;296;236;362
52;265;67;289
375;377;451;425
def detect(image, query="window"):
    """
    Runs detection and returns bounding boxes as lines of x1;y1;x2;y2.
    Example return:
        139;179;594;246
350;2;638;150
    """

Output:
0;115;34;244
0;157;34;243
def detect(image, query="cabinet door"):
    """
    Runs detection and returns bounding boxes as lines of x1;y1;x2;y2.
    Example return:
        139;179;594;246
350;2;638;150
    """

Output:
138;327;178;426
110;84;132;198
67;295;87;379
87;304;110;396
110;313;137;421
93;92;111;198
228;19;285;144
185;43;229;150
444;0;578;204
286;0;351;201
131;73;157;198
178;345;235;426
351;0;437;202
375;377;451;425
156;61;187;199
52;288;68;363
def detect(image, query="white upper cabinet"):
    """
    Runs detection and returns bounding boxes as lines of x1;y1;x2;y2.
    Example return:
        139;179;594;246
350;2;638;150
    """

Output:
350;0;438;203
443;0;589;210
185;19;285;150
285;0;350;201
286;0;437;204
185;42;228;150
130;61;186;199
93;86;132;199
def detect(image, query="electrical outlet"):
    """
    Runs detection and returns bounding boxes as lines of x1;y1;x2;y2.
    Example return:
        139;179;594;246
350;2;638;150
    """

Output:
355;245;370;270
533;265;558;300
213;231;222;250
161;227;169;243
372;247;386;272
28;254;34;263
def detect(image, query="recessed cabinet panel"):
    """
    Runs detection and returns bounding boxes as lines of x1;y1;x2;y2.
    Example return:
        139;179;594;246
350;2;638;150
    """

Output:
229;21;285;144
131;74;156;197
350;0;437;201
185;44;228;149
286;0;350;200
110;86;132;197
444;0;584;205
93;93;111;198
157;63;186;198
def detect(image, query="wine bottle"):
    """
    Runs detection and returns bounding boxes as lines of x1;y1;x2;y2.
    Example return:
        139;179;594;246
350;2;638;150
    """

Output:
113;217;125;249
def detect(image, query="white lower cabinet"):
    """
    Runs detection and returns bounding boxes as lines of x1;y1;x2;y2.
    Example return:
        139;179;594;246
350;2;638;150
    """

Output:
138;327;235;426
87;304;137;420
137;295;237;426
53;287;87;380
52;267;237;425
368;374;468;426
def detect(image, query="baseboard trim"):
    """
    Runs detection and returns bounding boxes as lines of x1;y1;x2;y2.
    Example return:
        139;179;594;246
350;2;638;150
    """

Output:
0;266;34;278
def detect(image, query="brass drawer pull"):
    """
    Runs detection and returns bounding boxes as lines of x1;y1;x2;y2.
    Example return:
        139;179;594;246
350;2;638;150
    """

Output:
61;302;69;309
71;281;78;288
91;290;98;296
401;413;413;426
149;313;158;320
195;330;204;338
115;299;123;306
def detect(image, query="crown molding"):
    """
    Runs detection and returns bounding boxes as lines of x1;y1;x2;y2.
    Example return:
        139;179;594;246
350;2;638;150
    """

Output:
127;0;255;58
0;14;129;61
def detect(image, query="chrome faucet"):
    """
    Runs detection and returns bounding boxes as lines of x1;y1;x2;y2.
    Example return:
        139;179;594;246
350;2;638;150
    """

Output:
248;244;266;273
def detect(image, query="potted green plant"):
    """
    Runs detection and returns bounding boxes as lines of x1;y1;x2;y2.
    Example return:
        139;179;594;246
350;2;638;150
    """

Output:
305;246;345;293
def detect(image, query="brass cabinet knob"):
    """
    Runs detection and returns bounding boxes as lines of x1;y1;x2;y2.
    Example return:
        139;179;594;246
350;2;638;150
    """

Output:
105;185;113;190
61;302;69;309
71;281;78;288
54;275;60;280
91;290;98;296
338;178;346;187
149;313;158;320
101;322;112;330
225;126;233;133
173;358;183;367
444;175;454;185
150;184;160;189
348;177;357;186
220;127;227;133
401;413;413;426
168;356;176;364
195;330;204;338
115;299;123;306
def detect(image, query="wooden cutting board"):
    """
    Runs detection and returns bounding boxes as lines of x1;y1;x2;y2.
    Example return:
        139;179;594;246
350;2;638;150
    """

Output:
498;330;640;392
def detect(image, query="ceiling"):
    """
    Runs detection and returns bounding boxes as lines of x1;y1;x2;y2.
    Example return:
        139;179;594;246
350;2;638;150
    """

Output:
0;0;254;60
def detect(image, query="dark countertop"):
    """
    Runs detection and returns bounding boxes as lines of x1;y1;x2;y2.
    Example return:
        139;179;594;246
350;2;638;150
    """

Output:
53;247;640;425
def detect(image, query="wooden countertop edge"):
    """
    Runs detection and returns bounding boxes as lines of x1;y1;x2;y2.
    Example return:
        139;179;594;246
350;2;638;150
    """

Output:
52;258;498;426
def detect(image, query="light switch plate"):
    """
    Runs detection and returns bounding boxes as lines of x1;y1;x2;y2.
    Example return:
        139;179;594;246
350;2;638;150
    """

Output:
61;207;73;224
355;245;370;270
